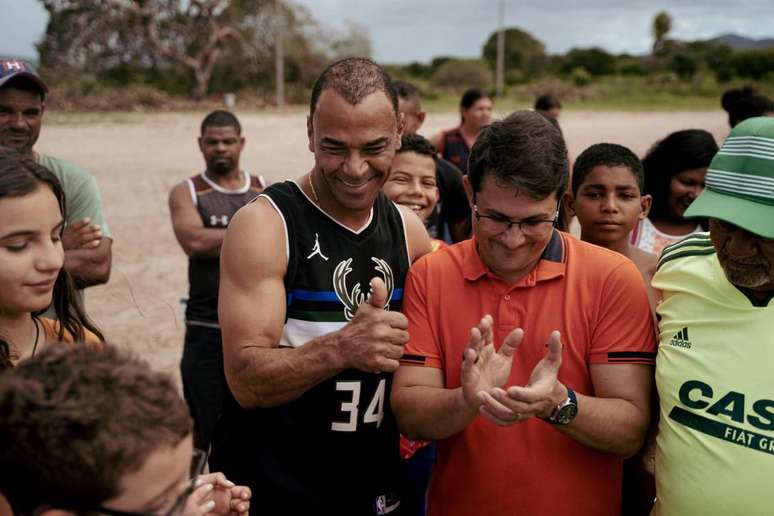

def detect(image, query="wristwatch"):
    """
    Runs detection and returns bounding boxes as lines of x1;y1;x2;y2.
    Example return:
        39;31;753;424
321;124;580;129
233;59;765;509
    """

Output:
547;386;578;425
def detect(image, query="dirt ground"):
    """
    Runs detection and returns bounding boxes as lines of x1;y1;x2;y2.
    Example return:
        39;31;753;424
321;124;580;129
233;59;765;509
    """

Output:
37;109;729;380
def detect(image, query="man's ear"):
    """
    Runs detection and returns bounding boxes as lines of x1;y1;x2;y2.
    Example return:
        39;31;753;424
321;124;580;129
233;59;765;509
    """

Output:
307;115;314;153
640;194;653;219
563;191;576;217
197;136;205;153
417;111;426;129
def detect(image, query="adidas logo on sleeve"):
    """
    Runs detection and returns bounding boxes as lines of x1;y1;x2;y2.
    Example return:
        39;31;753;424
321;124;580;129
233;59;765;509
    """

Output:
669;327;691;348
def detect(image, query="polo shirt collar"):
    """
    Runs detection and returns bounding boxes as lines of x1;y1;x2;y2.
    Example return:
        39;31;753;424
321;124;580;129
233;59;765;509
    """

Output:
463;230;567;285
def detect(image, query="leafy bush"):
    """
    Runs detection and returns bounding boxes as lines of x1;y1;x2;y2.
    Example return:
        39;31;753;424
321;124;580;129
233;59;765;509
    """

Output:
731;50;774;80
432;59;493;91
570;67;592;86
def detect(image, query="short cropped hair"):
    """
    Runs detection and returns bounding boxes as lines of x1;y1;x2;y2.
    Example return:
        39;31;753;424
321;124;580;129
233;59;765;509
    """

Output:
0;344;192;514
309;57;398;119
729;94;773;128
396;133;437;162
201;109;241;135
393;80;420;103
468;110;568;200
534;94;561;111
572;143;644;196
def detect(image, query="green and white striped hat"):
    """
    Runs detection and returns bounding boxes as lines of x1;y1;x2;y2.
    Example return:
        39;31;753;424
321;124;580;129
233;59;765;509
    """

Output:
685;116;774;238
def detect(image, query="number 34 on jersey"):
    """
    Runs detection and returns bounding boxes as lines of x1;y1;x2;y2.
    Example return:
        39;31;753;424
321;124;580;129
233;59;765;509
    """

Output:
331;379;386;432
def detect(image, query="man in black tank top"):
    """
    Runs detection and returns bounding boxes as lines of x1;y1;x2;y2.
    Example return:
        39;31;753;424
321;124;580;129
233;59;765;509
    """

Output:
168;110;264;452
213;58;431;515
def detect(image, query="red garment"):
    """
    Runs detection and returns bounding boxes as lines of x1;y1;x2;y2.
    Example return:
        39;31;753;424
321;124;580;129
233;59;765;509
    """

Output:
400;233;656;516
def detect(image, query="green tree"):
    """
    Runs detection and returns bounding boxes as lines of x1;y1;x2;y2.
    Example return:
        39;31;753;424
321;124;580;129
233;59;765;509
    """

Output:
481;27;547;76
669;53;697;80
38;0;262;100
36;0;337;101
732;49;774;80
560;48;615;76
652;11;672;55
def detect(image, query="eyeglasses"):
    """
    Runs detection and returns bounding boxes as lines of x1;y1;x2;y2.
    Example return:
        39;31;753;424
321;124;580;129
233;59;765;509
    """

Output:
472;204;559;237
94;448;208;516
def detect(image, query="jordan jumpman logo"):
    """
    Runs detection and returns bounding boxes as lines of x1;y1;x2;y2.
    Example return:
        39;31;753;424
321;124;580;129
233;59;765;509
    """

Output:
306;233;329;261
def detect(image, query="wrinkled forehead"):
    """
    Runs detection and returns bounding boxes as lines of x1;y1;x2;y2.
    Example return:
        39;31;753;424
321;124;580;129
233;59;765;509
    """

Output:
312;89;398;143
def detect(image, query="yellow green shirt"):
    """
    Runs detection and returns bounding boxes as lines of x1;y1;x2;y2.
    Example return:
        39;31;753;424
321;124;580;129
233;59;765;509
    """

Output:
652;234;774;516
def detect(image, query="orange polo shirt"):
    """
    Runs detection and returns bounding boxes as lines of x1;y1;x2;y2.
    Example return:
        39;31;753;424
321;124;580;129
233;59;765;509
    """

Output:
400;231;656;516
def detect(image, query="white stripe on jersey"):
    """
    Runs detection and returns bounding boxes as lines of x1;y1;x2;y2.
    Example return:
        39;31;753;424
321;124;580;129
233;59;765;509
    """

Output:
279;318;347;348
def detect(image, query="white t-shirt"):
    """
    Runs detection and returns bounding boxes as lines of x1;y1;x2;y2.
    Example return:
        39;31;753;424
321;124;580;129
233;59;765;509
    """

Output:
630;217;703;257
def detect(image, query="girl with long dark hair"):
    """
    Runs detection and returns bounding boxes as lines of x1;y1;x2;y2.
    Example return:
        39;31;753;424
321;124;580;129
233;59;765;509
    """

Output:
0;147;103;368
630;129;718;256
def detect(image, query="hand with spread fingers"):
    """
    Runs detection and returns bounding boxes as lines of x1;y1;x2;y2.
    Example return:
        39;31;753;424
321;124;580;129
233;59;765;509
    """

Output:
460;315;524;411
479;330;566;426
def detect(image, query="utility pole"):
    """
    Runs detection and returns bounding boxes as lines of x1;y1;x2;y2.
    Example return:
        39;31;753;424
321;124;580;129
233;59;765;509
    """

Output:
496;0;505;97
274;0;285;108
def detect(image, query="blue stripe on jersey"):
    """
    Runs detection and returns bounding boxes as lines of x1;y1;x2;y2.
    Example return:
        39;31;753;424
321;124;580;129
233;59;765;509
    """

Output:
288;288;404;302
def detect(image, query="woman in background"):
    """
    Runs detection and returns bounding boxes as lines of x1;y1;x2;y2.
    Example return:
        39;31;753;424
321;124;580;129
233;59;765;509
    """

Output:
431;88;493;174
630;129;718;256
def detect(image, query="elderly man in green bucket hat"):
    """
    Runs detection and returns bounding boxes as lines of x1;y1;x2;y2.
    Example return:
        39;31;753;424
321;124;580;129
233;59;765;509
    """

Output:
650;116;774;515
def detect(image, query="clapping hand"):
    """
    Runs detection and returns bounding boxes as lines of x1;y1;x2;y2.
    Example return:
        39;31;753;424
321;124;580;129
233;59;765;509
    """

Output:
460;314;524;411
479;330;565;425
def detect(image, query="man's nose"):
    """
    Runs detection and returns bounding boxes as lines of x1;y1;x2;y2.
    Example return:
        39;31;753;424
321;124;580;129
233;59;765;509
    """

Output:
343;152;368;176
498;224;527;248
726;227;759;257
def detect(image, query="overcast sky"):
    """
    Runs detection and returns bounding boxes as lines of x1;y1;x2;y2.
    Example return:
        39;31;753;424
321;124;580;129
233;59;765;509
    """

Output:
1;0;772;63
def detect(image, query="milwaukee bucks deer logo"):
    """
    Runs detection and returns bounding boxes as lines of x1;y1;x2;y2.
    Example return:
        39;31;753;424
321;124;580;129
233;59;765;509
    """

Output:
332;257;394;321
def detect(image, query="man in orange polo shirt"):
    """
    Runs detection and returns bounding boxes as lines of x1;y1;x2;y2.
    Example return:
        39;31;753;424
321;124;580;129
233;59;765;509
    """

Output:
392;110;657;516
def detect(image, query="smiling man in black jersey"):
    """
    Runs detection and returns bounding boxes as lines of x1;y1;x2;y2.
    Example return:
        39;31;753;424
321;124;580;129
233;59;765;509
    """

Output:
213;57;431;515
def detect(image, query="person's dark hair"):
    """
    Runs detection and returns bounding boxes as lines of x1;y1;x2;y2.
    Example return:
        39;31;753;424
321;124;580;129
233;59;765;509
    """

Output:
642;129;718;223
1;76;46;101
309;57;398;119
572;143;644;196
393;80;420;102
721;86;755;113
534;94;561;111
396;133;438;162
200;109;241;135
468;110;568;200
0;343;192;514
729;94;773;128
0;147;104;358
460;88;490;124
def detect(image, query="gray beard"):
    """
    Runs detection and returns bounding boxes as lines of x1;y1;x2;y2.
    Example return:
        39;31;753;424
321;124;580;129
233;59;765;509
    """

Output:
721;261;773;289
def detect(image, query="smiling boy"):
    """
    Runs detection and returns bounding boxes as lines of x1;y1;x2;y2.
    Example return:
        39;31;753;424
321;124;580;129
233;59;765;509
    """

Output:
383;134;446;251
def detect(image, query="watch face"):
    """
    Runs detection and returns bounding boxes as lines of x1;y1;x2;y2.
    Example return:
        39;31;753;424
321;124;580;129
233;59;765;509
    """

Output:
556;404;578;425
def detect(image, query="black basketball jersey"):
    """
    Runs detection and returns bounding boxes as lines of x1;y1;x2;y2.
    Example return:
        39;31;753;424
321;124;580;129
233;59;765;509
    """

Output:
185;172;265;325
212;181;410;515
